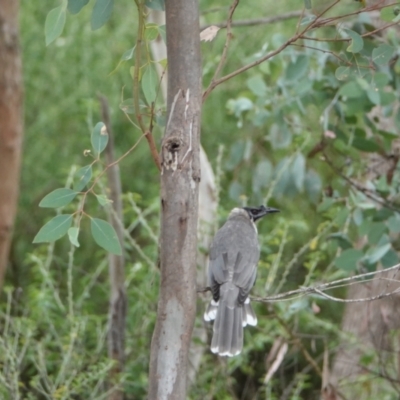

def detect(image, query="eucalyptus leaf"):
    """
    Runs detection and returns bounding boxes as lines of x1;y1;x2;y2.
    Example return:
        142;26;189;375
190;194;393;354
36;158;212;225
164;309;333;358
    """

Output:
145;23;159;41
33;214;73;243
345;29;364;53
247;74;267;97
339;81;364;98
269;123;292;149
351;137;380;153
367;222;387;245
145;0;165;11
68;227;80;247
142;64;158;105
387;214;400;233
45;6;66;46
364;243;391;264
74;165;92;191
334;249;364;271
158;25;166;43
328;233;352;250
381;249;399;268
285;55;309;81
67;0;89;14
121;46;135;61
91;218;122;255
95;194;111;206
119;98;135;114
91;0;114;30
39;188;78;208
304;169;322;204
291;153;306;191
228;181;243;201
380;6;399;22
91;122;108;155
252;159;272;193
372;44;395;66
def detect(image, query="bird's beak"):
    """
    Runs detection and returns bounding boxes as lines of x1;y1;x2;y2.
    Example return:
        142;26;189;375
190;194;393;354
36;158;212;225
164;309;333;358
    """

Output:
252;206;280;221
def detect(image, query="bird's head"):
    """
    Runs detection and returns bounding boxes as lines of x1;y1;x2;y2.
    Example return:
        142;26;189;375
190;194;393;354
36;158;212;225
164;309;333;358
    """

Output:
242;205;280;222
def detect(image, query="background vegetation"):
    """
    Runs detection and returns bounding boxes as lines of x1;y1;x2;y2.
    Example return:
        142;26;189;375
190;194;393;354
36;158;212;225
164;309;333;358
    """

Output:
1;0;400;399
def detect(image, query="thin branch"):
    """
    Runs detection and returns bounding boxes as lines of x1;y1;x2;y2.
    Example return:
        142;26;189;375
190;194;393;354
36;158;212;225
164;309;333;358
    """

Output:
308;1;400;29
252;263;400;304
98;95;126;400
198;263;400;304
201;11;303;30
87;134;146;194
275;312;322;377
202;0;339;99
323;151;400;213
203;0;240;102
145;130;161;171
202;1;398;98
291;43;351;66
300;20;400;42
133;0;146;133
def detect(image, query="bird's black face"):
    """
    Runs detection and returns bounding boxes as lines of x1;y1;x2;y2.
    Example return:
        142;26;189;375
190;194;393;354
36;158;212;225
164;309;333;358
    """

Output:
243;205;280;222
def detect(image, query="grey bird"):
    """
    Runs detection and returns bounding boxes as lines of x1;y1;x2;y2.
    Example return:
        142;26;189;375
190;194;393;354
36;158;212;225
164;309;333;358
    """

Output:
204;205;280;357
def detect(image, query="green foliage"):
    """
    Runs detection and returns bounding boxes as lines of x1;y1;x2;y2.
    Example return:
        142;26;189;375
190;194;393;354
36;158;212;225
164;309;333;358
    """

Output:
91;122;108;155
145;0;165;11
34;120;122;254
8;0;400;399
33;214;73;243
141;63;159;105
344;29;364;53
74;165;93;191
45;4;67;46
372;44;396;66
68;0;90;15
39;188;79;208
91;0;114;30
90;218;122;255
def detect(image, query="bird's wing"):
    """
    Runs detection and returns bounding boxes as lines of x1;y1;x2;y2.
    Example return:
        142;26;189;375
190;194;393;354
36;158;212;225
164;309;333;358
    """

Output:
209;217;260;292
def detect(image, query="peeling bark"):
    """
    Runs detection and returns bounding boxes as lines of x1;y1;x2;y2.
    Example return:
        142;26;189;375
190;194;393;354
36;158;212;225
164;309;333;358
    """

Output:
148;0;202;398
0;0;23;293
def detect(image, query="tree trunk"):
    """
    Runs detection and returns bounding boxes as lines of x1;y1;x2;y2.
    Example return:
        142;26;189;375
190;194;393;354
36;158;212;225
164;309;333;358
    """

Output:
147;8;217;387
330;271;400;397
0;0;23;293
148;0;202;398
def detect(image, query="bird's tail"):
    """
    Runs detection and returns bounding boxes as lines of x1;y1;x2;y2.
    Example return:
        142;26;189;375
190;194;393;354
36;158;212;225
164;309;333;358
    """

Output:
204;285;257;357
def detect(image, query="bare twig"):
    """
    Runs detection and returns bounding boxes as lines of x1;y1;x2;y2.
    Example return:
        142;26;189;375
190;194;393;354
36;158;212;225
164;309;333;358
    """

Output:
323;151;400;213
98;95;126;400
201;11;303;30
306;1;399;29
203;0;240;101
253;263;400;304
264;341;288;384
300;20;400;42
202;1;398;99
291;43;351;66
199;263;400;304
133;0;146;133
275;312;322;376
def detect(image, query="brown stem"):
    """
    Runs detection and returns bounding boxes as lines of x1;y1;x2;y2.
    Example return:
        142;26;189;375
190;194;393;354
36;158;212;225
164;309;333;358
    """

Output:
145;130;161;171
98;95;126;400
133;0;146;133
273;312;323;377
